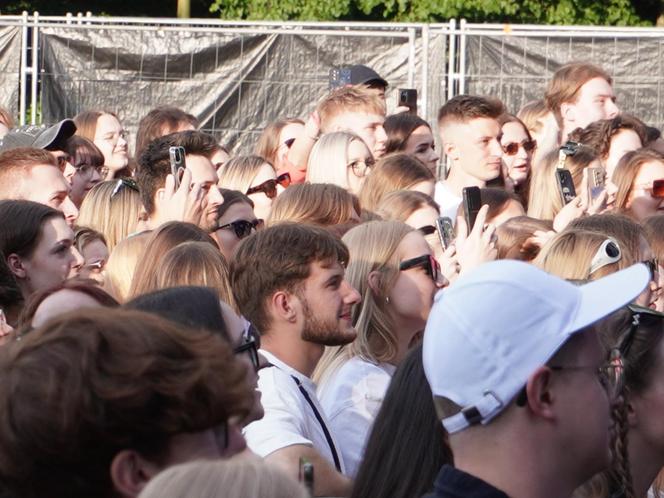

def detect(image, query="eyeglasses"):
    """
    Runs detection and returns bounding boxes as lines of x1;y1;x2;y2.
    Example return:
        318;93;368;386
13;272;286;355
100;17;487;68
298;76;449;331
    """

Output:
558;141;580;169
589;239;621;275
246;173;291;199
633;179;664;199
548;360;624;400
418;225;437;236
215;219;264;239
347;157;375;178
75;164;105;178
642;258;659;281
399;254;440;283
502;140;537;156
110;178;139;198
233;318;261;371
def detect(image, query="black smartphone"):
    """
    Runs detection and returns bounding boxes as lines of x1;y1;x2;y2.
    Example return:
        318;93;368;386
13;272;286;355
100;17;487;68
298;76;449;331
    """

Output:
555;169;577;205
462;186;482;232
329;67;352;90
299;458;314;497
168;146;186;189
435;216;455;250
397;88;417;114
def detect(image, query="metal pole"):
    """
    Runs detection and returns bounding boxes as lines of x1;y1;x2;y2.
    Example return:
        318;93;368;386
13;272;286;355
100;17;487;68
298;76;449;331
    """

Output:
407;27;416;87
447;19;456;100
177;0;191;19
19;11;28;126
31;11;39;125
459;18;467;94
421;24;429;121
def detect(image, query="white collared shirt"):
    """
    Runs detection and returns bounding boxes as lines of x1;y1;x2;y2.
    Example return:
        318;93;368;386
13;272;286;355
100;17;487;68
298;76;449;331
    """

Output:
434;180;462;221
243;349;346;474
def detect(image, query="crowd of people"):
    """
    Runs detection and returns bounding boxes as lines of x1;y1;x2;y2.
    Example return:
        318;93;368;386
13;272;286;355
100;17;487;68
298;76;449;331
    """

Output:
0;61;663;498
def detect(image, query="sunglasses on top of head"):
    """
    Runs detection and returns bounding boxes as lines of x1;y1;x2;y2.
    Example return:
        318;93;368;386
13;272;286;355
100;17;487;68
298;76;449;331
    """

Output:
246;173;291;199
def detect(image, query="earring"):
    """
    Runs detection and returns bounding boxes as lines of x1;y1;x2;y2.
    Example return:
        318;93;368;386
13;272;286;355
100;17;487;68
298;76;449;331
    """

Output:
385;296;390;304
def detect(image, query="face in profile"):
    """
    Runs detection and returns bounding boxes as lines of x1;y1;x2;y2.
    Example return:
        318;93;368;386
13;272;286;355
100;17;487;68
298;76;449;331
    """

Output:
245;163;283;222
184;154;225;232
627;160;664;222
604;129;642;181
564;77;619;131
345;139;374;195
26;164;79;227
331;112;387;159
445;117;503;183
404;125;439;172
212;201;260;261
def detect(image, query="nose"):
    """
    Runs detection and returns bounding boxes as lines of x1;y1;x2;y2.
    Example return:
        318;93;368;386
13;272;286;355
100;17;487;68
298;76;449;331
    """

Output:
90;168;102;184
70;246;85;274
62;196;79;226
375;125;388;146
207;186;224;208
490;138;503;157
342;279;361;305
606;99;619;119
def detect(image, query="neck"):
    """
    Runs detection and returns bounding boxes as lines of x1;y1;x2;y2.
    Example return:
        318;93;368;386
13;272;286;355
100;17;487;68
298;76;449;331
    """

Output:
628;431;664;498
261;329;324;378
445;167;486;197
452;431;576;498
389;315;423;366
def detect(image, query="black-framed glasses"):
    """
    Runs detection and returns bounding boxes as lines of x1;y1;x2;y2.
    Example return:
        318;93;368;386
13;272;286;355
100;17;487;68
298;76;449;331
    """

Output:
233;319;261;371
502;139;537;156
589;239;621;275
558;141;580;169
399;254;440;283
214;218;263;239
246;173;291;199
111;178;139;198
418;225;437;236
642;258;659;281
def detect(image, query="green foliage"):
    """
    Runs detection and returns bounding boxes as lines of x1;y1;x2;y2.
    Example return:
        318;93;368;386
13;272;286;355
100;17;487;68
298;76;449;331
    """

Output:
209;0;658;25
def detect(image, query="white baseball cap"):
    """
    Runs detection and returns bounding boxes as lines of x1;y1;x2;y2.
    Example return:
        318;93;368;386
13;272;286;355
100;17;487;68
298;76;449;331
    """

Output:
423;260;649;434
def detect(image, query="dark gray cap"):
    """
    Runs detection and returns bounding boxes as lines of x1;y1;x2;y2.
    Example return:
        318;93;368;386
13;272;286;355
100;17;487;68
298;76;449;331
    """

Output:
347;64;388;88
0;119;77;152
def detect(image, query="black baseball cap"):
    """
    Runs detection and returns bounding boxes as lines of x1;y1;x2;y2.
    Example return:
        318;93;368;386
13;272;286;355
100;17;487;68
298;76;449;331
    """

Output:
0;119;77;152
347;64;388;88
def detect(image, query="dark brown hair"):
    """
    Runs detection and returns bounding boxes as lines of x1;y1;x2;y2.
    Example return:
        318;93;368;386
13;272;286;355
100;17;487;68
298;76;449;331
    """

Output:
0;200;64;260
230;223;349;334
135;106;199;159
383;113;432;155
217;189;255;221
64;136;105;169
0;307;252;498
567;115;646;160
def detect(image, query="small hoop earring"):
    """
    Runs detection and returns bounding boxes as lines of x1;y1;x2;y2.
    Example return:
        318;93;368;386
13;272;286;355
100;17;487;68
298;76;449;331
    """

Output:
385;296;390;304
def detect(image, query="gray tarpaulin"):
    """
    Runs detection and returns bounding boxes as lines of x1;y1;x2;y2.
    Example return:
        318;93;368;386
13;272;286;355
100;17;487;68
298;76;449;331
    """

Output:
465;34;664;129
39;26;417;153
0;26;21;119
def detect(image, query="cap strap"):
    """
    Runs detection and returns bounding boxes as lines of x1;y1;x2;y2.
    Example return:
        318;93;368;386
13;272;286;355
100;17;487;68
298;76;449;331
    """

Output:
442;391;504;434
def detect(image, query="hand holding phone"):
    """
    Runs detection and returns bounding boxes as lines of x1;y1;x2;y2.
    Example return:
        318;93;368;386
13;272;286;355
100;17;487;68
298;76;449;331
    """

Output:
397;88;417;114
555;169;576;205
462;187;482;232
435;216;455;250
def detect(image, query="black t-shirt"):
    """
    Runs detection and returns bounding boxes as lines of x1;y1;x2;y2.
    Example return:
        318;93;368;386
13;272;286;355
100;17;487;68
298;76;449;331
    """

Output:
423;464;510;498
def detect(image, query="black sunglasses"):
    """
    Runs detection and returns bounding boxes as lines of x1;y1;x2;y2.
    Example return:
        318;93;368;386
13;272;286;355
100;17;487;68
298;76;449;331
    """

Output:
233;321;261;371
246;173;291;199
418;225;437;236
399;254;440;283
215;219;264;239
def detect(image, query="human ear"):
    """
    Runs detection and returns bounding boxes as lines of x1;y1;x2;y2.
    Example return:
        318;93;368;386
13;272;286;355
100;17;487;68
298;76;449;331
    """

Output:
443;141;459;161
525;366;556;420
367;271;383;297
156;187;165;201
560;102;576;125
110;450;161;497
271;290;298;324
625;398;638;428
6;254;27;280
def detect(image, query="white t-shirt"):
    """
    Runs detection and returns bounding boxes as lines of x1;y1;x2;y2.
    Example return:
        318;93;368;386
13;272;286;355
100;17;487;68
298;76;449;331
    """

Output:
243;350;346;474
317;356;396;478
434;180;462;221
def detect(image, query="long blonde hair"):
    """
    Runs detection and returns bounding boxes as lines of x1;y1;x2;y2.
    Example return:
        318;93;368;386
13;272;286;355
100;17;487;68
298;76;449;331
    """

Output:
218;155;274;193
306;131;363;189
104;231;151;302
534;228;634;280
314;220;413;384
77;180;143;252
155;241;236;309
138;457;309;498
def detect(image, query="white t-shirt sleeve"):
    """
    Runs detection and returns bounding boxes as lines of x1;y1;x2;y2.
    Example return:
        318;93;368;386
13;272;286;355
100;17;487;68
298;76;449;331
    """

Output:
243;367;312;457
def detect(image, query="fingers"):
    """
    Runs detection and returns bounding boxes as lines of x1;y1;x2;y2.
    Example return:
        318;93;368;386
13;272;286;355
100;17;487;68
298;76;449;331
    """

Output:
470;205;490;237
455;215;468;242
178;168;193;192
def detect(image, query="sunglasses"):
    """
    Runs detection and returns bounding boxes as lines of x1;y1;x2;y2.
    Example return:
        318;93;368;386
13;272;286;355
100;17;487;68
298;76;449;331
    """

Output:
284;138;296;148
558;141;580;169
347;157;375;178
634;179;664;199
502;140;537;156
111;178;139;198
215;218;264;239
233;319;261;371
589;239;621;275
418;225;437;236
399;254;440;283
246;173;291;199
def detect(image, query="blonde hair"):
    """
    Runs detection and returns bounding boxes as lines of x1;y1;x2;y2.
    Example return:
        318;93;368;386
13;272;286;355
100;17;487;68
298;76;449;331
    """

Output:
137;457;309;498
306;131;364;189
314;221;413;384
376;190;439;222
534;229;633;281
267;183;360;227
77;180;143;252
104;231;150;302
155;241;236;309
317;86;386;132
128;222;218;300
359;153;435;214
218;155;274;193
527;145;597;220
